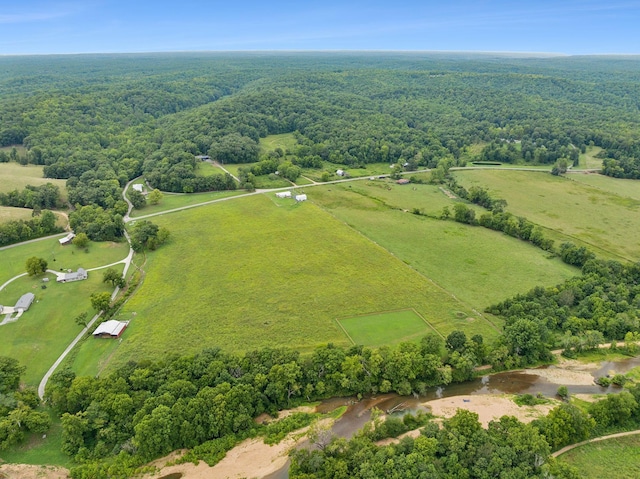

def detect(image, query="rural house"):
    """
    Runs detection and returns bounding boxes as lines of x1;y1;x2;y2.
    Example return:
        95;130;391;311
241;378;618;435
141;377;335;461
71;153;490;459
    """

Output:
57;268;88;283
295;194;307;202
132;184;144;193
275;191;292;198
93;320;129;338
14;292;35;311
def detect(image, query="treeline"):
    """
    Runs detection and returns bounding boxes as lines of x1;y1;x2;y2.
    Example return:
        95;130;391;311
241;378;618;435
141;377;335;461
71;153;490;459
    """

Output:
291;382;640;479
0;183;64;210
488;258;640;363
0;357;51;450
0;210;63;247
45;332;493;477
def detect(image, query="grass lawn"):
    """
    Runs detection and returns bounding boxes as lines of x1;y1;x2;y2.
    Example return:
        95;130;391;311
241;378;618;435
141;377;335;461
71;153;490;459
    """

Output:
0;237;129;285
0;269;120;386
195;161;222;177
310;183;578;315
559;434;640;479
259;133;298;154
294;176;314;186
0;162;67;199
338;309;435;347
453;170;640;261
105;194;480;370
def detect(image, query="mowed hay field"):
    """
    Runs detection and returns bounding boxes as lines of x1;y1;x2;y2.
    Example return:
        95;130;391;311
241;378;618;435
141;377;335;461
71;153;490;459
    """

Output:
338;309;436;347
311;182;578;313
0;162;67;197
453;170;640;261
559;434;640;479
111;194;485;367
567;172;640;202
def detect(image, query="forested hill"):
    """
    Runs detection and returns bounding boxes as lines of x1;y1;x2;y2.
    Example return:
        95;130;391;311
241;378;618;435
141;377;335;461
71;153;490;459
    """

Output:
1;53;639;206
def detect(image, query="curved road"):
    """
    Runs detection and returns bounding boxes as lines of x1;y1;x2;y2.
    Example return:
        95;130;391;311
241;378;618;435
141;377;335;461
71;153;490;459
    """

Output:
552;429;640;457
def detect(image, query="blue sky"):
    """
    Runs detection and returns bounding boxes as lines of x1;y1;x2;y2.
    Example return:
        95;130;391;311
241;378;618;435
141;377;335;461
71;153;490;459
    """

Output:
1;0;639;55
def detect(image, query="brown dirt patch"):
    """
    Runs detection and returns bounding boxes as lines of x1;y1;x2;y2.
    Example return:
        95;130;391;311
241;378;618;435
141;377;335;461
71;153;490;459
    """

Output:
0;464;69;479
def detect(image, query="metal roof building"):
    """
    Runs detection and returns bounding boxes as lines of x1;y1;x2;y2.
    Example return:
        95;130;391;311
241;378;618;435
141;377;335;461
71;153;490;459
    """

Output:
15;293;35;311
93;320;129;338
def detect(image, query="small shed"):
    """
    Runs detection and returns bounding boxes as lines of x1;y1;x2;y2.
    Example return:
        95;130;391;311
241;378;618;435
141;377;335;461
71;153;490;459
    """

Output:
59;232;76;246
132;184;144;193
396;179;410;185
15;293;35;311
57;268;88;283
275;191;292;198
93;320;129;338
295;194;307;202
336;169;345;176
195;155;210;161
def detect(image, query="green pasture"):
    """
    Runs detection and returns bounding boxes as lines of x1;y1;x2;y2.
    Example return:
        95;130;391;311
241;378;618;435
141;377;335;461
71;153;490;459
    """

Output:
559;434;640;479
259;132;298;154
0;237;129;285
0;145;28;155
127;189;246;218
294;176;314;186
310;183;578;314
453;170;640;261
64;329;123;379
104;194;480;370
338;309;435;347
0;162;67;198
0;268;120;386
567;172;640;202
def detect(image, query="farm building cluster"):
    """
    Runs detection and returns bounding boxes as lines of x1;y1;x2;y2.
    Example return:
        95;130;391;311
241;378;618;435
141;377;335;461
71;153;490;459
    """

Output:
275;191;307;202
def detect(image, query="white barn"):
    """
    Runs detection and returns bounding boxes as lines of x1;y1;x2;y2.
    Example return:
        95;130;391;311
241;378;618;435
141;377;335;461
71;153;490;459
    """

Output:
132;184;144;193
275;191;292;198
295;194;307;202
59;232;76;246
93;320;129;338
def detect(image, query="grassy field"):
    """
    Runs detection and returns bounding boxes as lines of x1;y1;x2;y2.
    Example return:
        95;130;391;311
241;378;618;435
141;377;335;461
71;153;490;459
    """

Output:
0;237;129;285
567;172;640;202
103;193;485;370
195;161;221;177
0;268;120;386
0;206;34;222
338;309;435;347
578;146;604;169
559;434;640;479
310;182;578;314
0;162;67;198
259;133;298;154
453;170;640;261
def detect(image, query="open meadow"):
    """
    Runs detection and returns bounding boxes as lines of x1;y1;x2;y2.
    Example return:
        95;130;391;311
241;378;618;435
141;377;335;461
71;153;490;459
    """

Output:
0;162;67;199
567;172;640;202
105;193;489;369
310;182;578;313
453;170;640;262
338;309;436;347
259;132;299;154
559;434;640;479
0;269;120;386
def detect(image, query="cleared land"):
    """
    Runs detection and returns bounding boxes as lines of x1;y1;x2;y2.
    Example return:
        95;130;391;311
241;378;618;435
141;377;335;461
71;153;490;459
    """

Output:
107;194;483;369
0;205;35;222
338;309;434;347
560;434;640;479
453;170;640;261
127;188;245;218
0;162;67;198
311;182;578;313
0;237;129;285
0;269;119;386
259;132;298;154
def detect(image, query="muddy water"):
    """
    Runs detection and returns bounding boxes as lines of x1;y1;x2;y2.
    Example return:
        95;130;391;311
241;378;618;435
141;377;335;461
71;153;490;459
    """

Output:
264;356;640;479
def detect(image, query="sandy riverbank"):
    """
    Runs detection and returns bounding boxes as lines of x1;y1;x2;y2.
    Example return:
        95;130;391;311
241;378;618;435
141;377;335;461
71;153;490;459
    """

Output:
425;394;556;426
0;464;69;479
